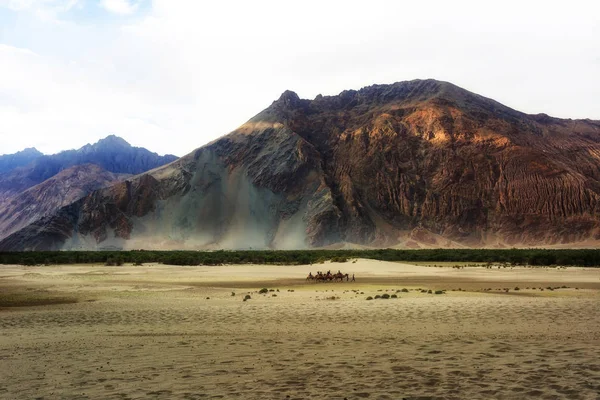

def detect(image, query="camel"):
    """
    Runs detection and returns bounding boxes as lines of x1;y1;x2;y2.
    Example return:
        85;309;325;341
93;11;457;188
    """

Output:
308;271;353;283
333;272;349;282
312;272;333;282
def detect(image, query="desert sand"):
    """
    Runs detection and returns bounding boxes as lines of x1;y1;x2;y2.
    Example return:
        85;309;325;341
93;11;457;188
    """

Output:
1;260;599;399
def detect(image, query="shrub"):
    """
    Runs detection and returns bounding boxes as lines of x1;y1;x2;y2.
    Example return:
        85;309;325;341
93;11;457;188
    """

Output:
381;293;390;299
401;288;409;293
374;295;381;299
390;294;398;298
6;248;600;268
259;288;269;294
434;290;444;295
366;296;373;300
427;290;432;294
243;295;251;301
331;257;348;263
231;292;236;296
514;287;520;291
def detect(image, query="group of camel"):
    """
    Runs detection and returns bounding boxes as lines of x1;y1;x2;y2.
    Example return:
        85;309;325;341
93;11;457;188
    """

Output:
306;270;355;282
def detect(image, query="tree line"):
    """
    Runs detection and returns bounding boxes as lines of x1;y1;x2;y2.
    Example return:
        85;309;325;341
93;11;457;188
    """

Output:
0;248;599;267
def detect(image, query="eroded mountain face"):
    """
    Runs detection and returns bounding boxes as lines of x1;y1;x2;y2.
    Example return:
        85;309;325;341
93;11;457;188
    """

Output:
2;79;600;250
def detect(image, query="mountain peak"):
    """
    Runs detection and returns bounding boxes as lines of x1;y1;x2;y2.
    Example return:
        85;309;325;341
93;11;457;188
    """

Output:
95;135;131;148
260;79;521;125
1;147;43;157
276;90;301;107
0;147;44;174
21;147;43;156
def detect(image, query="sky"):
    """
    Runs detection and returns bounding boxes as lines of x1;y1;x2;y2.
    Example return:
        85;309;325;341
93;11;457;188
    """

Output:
0;0;599;157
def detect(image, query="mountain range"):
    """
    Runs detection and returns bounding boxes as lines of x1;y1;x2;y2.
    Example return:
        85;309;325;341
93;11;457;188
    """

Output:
0;147;43;173
2;79;600;251
0;136;177;242
0;135;177;203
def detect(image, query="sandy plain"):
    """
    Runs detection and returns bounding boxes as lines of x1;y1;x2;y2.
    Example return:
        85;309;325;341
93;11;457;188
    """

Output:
0;260;599;400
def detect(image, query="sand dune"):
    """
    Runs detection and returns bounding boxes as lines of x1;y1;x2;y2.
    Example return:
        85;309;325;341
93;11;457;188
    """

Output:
1;260;599;399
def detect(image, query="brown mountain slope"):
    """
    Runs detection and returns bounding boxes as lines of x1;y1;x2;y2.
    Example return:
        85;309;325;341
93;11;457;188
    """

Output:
2;79;600;251
0;164;128;242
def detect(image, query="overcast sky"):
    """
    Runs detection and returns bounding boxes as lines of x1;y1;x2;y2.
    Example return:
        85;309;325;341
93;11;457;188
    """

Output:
0;0;598;156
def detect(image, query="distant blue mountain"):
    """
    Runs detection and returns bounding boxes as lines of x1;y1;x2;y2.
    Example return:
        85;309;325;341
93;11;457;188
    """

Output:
0;147;43;173
0;135;178;202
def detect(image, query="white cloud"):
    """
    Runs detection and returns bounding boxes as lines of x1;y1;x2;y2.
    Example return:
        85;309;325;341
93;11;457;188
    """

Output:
101;0;137;15
0;42;186;155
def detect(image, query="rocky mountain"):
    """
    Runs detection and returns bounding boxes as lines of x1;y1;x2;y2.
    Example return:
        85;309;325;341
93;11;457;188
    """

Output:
2;79;600;251
0;147;43;173
54;135;178;175
0;135;178;204
0;164;128;241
